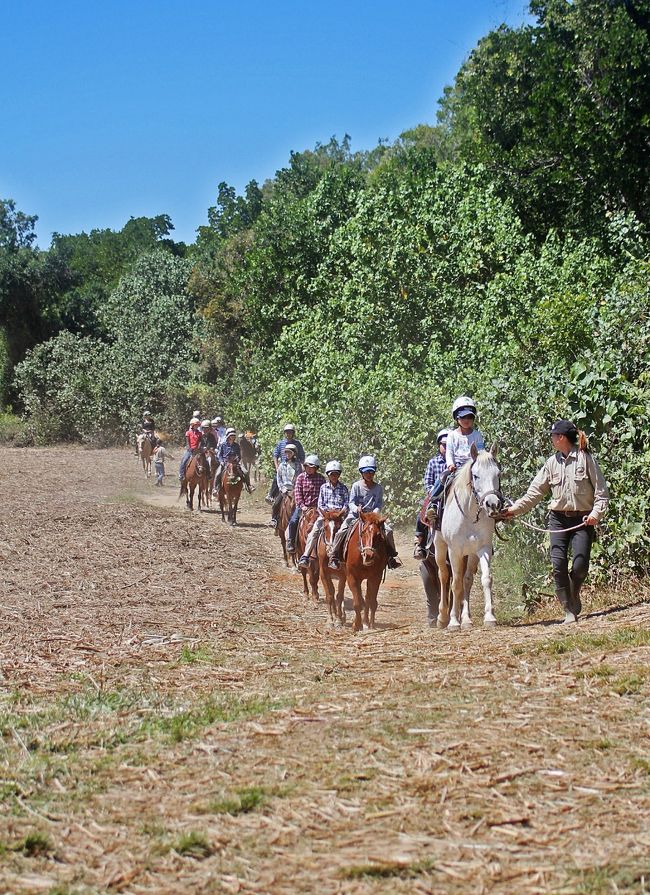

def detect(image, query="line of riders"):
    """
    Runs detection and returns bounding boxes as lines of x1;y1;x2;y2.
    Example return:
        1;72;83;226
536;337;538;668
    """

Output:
262;398;609;624
138;394;609;624
137;409;255;497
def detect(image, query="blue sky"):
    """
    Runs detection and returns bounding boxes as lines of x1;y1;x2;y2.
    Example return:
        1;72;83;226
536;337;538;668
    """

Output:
2;1;530;246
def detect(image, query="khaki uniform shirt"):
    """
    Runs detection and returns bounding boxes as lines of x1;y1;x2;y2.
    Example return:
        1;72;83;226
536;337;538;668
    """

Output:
510;449;609;522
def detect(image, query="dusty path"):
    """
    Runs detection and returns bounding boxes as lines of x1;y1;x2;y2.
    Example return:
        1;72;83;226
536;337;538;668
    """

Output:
1;447;649;895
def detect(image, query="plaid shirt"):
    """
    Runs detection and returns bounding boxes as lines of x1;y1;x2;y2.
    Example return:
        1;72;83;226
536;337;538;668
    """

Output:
294;471;326;508
318;481;349;512
424;453;447;490
273;437;305;464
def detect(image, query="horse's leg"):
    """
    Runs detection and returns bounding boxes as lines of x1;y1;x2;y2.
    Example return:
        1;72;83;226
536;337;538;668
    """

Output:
336;569;346;625
435;537;450;628
478;546;496;627
321;566;336;625
279;531;289;567
420;557;441;628
219;488;226;522
347;574;364;633
461;554;478;630
309;562;319;606
365;573;380;630
448;550;465;630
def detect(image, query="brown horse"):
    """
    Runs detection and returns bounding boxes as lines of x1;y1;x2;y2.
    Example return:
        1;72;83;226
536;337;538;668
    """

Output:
418;496;446;628
219;460;244;525
344;511;388;632
275;492;295;566
317;508;347;626
239;432;261;482
296;507;320;604
139;434;154;478
179;450;209;511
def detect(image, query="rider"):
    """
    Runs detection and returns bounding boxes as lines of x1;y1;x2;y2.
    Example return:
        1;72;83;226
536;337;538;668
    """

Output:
269;443;301;528
213;428;254;495
200;419;218;451
179;418;202;481
328;456;402;570
428;397;485;500
286;455;326;555
414;428;448;560
501;419;609;624
212;416;227;443
266;424;306;503
134;410;156;455
298;460;349;568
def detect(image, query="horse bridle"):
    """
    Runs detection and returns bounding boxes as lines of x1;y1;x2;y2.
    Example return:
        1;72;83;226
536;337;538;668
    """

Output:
358;516;382;561
454;459;505;523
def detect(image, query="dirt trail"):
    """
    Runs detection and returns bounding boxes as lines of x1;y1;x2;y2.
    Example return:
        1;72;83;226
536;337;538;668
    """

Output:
1;447;649;895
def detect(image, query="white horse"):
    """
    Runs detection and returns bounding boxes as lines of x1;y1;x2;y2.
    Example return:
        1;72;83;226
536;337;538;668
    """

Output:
434;443;503;630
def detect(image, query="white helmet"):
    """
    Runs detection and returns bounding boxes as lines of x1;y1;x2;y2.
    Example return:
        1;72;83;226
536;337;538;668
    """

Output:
325;460;342;474
283;423;296;432
304;454;320;468
225;427;236;437
437;428;449;443
201;419;211;428
284;443;297;454
143;410;152;418
358;455;377;472
211;418;220;426
452;396;477;419
190;417;200;427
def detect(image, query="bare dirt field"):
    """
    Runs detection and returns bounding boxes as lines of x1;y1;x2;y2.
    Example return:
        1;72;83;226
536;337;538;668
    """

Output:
1;447;649;895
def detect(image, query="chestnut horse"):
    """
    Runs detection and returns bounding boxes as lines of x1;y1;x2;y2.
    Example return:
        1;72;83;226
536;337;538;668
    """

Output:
275;492;295;566
139;434;154;478
179;450;209;511
219;460;243;525
296;507;319;604
317;508;347;626
344;511;388;632
239;432;261;482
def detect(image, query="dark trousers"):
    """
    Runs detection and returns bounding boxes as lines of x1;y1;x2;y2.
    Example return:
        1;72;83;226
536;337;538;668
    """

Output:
549;511;595;615
268;477;279;500
287;506;301;546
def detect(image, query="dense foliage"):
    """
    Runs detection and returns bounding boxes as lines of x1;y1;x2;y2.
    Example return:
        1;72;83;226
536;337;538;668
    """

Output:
4;0;649;584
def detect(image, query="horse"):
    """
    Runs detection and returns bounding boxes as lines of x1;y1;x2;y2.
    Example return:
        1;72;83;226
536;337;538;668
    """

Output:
317;508;348;627
296;507;320;603
275;492;295;566
434;443;503;630
239;432;261;482
179;450;209;511
219;460;244;525
344;511;388;633
139;434;154;478
418;496;451;628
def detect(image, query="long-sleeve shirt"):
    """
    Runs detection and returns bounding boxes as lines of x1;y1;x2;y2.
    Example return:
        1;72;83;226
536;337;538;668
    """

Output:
509;449;609;522
446;427;485;470
318;481;349;513
424;453;447;490
277;459;301;492
294;471;326;508
218;441;241;463
348;479;384;515
201;431;218;450
273;438;306;464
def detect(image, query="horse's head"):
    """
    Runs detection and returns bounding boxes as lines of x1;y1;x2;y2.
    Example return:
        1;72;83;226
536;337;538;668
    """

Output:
358;510;388;565
468;442;503;518
322;508;347;544
225;460;242;485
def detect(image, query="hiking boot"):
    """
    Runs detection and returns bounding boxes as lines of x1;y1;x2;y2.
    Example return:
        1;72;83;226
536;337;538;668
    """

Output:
387;556;403;570
297;555;310;569
562;611;577;625
413;545;426;561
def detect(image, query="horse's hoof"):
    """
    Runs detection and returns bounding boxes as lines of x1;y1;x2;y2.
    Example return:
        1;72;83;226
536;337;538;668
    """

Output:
448;620;461;631
484;618;497;628
437;618;448;629
461;620;473;631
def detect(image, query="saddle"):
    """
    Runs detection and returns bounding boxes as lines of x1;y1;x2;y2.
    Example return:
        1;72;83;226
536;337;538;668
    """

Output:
341;518;359;563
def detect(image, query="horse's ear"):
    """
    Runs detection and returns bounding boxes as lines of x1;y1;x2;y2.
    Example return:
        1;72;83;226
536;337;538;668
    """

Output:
470;443;478;460
490;440;499;458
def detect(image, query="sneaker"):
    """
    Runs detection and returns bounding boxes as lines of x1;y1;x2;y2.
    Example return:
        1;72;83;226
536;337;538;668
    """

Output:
562;611;577;625
287;543;296;554
328;558;340;570
267;519;278;528
387;556;403;570
265;495;274;505
297;555;310;569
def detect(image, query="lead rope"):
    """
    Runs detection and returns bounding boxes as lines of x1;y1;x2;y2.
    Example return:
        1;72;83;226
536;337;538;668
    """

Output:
502;498;592;534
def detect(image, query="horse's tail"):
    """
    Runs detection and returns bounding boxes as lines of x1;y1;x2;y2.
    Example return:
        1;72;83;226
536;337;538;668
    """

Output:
178;480;187;501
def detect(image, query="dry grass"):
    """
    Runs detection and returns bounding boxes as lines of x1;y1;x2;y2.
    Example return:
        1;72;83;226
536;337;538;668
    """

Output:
1;446;649;894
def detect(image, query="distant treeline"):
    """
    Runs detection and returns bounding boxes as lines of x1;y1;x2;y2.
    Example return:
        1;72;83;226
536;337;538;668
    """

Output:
2;0;649;583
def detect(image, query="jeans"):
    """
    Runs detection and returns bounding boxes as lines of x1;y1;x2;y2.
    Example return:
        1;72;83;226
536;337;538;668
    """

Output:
155;461;165;485
179;449;192;480
549;511;595;614
287;505;302;546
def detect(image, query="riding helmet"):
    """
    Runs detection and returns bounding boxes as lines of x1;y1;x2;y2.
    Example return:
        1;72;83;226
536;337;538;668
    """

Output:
325;460;342;474
304;454;320;468
452;396;477;420
358;455;377;472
